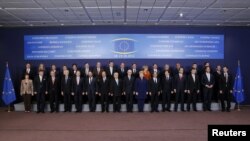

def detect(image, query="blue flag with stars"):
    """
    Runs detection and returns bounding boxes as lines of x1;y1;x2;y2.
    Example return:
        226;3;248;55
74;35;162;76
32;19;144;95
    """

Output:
233;63;245;104
2;64;16;105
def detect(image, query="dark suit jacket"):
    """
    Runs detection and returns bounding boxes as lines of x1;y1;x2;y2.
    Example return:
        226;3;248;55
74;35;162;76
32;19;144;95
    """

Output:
123;76;135;94
106;67;117;78
148;78;161;93
84;77;97;94
117;68;127;79
70;69;78;77
47;76;60;94
219;73;233;91
110;78;123;96
174;74;187;92
72;77;84;94
161;76;173;93
201;73;215;87
34;75;47;94
187;74;200;92
61;76;72;94
22;68;35;80
81;67;92;78
98;78;110;95
135;78;148;99
131;69;139;78
93;67;103;80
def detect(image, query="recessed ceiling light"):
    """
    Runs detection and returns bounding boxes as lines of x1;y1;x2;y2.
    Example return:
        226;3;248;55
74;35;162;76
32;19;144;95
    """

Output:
123;22;127;25
186;23;190;25
154;22;159;25
216;23;220;26
61;23;64;26
179;13;183;17
92;22;96;25
29;24;33;26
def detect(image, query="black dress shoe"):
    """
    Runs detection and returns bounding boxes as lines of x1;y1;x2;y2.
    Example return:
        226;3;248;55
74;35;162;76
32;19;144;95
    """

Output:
226;109;230;112
167;109;171;112
155;110;159;112
36;111;40;114
221;109;225;112
208;109;212;112
194;109;197;112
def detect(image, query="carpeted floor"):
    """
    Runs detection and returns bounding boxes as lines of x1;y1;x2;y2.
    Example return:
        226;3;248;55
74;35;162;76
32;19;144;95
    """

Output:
0;107;250;141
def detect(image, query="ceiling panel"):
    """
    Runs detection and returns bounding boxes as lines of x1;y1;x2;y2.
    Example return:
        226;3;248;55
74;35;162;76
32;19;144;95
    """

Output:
0;0;249;27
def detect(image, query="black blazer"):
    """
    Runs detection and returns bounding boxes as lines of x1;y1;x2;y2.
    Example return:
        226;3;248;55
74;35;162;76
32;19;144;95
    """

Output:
34;75;47;94
81;67;92;78
117;68;127;79
131;69;139;78
148;78;161;93
98;78;110;95
187;74;200;92
93;67;103;80
219;73;233;91
61;76;72;94
174;74;187;92
22;68;35;80
110;78;123;96
47;76;60;94
123;76;135;93
84;77;97;94
201;73;215;87
72;77;84;94
161;76;173;93
106;67;117;78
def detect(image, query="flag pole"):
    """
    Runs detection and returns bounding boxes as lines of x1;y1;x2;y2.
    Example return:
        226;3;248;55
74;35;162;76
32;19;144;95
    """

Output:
237;60;241;111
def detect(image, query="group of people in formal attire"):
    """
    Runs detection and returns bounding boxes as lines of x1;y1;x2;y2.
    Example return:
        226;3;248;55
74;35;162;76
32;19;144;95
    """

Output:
20;61;233;113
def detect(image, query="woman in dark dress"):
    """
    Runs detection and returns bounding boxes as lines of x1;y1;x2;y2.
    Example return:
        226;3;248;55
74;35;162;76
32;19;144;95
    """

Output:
135;71;148;112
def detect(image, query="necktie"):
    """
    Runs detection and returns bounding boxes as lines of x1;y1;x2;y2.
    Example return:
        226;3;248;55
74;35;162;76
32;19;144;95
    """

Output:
65;77;68;84
77;78;79;85
225;73;228;83
52;77;55;84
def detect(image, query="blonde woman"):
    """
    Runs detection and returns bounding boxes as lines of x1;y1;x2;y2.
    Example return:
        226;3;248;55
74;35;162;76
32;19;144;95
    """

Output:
20;74;33;112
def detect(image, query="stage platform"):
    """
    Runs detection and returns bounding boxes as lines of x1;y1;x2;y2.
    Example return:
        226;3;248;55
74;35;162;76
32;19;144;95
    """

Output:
14;102;236;112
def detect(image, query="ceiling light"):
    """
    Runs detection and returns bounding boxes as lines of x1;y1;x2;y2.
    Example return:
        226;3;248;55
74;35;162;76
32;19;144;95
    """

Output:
61;23;64;26
92;22;96;25
179;13;183;17
29;24;33;26
216;23;220;26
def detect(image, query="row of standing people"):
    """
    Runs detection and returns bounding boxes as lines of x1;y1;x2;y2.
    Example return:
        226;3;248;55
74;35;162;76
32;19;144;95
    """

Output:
20;62;233;113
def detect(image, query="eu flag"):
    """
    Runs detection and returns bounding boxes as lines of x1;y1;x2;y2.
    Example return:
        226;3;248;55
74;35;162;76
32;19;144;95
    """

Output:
2;63;16;105
233;62;245;104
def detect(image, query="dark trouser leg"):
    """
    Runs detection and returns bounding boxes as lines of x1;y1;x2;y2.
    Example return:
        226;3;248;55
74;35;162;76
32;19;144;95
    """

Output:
166;92;171;110
138;99;145;112
55;93;59;112
174;92;180;111
74;93;78;111
23;94;31;111
207;89;212;110
219;93;225;111
226;90;232;110
151;93;155;111
117;96;121;112
101;94;105;112
37;92;45;112
192;92;197;111
203;88;208;111
113;96;116;112
63;93;68;111
155;93;159;111
162;92;166;111
187;93;192;111
49;92;55;112
180;91;185;111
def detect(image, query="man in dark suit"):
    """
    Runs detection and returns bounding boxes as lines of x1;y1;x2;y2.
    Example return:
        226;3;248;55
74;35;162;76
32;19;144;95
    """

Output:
161;70;173;112
110;72;123;112
173;63;181;76
98;71;110;112
93;62;103;81
123;69;135;112
72;70;84;113
61;69;72;112
47;70;60;113
173;67;187;112
34;70;47;113
219;66;233;112
213;65;222;102
118;62;127;79
70;64;78;77
81;63;91;78
22;63;35;80
84;71;98;112
150;64;160;76
149;72;161;112
106;61;116;78
187;68;200;111
201;66;215;111
131;63;139;78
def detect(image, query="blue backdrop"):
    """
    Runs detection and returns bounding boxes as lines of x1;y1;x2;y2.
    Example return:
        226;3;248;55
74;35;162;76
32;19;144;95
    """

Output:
0;25;249;105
